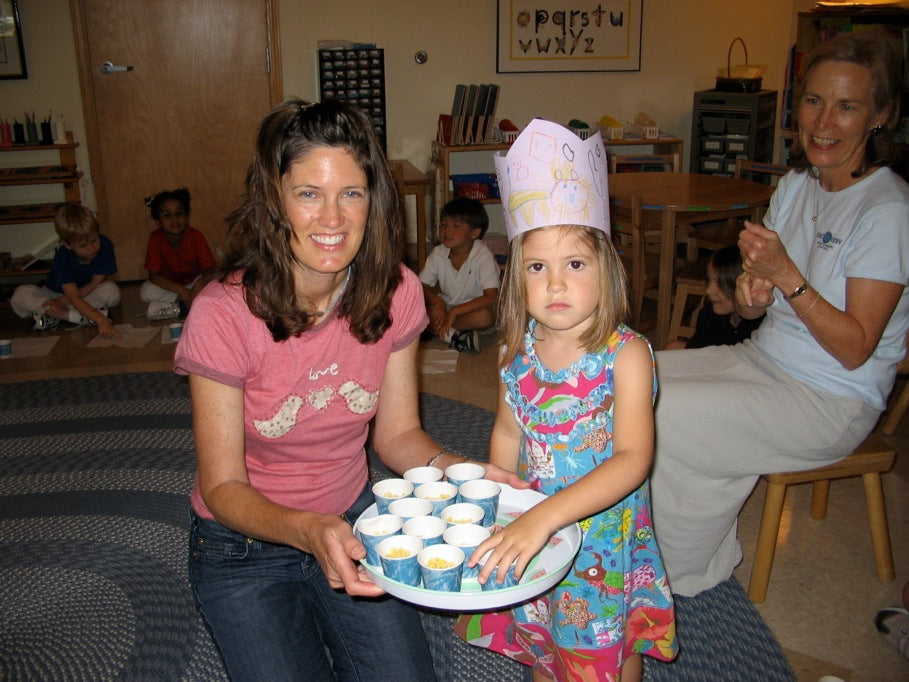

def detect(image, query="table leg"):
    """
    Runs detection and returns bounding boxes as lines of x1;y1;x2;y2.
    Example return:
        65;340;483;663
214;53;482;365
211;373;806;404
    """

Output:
655;208;677;349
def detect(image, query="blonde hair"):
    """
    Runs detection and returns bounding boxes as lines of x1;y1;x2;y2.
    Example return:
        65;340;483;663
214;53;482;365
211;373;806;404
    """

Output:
498;224;629;368
54;204;100;245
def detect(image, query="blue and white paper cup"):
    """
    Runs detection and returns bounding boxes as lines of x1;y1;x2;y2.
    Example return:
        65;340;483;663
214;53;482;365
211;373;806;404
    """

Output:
356;514;403;566
403;466;444;485
441;502;485;528
372;478;414;515
377;534;423;587
418;544;465;592
479;550;519;590
388;496;434;523
442;523;490;579
458;479;501;528
444;462;485;492
403;514;447;548
414;481;458;517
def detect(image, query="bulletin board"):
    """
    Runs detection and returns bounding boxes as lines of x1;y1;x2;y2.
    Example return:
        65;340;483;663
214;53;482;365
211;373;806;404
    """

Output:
497;0;642;73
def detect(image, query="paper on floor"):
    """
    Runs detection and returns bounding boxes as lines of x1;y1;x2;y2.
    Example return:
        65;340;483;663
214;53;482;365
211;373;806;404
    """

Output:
86;324;160;348
420;348;459;374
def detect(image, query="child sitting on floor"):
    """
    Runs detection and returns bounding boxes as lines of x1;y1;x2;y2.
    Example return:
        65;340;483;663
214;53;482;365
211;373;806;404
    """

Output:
10;204;120;338
140;187;215;320
664;245;765;350
419;197;499;353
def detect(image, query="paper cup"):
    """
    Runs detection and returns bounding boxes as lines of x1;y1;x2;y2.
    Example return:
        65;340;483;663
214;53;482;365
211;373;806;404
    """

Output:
444;461;485;491
418;544;465;592
478;550;519;590
442;523;490;579
441;502;485;528
0;339;11;358
403;466;444;485
168;322;184;340
458;479;501;528
388;496;434;523
414;481;458;517
377;534;423;586
356;513;403;566
372;478;414;514
403;514;447;547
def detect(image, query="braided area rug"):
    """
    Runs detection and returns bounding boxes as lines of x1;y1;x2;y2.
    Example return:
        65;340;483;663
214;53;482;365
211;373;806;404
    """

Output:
1;372;793;681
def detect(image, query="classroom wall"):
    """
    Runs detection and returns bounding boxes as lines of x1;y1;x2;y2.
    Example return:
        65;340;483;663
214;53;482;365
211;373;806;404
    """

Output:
1;0;815;255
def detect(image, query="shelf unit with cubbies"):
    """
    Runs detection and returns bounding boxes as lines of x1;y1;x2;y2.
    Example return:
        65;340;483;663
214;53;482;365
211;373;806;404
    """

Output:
0;131;81;277
689;89;777;177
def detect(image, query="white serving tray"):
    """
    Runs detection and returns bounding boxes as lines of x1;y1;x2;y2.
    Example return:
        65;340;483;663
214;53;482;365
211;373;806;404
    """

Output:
353;483;581;611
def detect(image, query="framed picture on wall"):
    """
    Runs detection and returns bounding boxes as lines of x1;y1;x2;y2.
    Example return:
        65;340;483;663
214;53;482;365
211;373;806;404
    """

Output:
0;0;27;79
497;0;642;73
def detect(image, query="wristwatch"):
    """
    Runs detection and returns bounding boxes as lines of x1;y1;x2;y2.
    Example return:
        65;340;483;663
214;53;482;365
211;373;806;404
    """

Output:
785;282;809;300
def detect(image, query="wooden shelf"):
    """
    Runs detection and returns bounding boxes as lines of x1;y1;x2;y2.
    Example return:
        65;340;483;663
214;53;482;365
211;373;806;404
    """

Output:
0;131;81;227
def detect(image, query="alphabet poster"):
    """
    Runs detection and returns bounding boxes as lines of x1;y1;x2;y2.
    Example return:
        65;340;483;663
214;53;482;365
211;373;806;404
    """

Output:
497;0;642;73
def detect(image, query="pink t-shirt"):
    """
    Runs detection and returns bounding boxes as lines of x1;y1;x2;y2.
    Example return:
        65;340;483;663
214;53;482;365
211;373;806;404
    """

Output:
174;266;428;520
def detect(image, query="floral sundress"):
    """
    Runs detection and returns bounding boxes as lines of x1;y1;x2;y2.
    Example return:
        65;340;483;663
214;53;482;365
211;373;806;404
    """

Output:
455;322;678;681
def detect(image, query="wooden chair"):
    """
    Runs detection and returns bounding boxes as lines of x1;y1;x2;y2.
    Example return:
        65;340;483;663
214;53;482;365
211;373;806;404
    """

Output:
609;152;681;175
611;196;661;329
684;159;788;260
665;261;707;347
747;434;896;602
747;331;906;603
881;332;909;435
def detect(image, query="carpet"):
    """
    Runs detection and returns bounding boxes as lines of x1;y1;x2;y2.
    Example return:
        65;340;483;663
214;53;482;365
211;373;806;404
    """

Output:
0;372;794;681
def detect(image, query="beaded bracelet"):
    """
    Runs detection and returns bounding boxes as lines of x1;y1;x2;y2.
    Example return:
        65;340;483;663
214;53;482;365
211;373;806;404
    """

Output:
426;449;447;468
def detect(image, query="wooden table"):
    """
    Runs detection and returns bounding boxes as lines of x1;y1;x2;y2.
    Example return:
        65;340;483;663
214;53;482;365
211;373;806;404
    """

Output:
390;159;432;271
609;172;773;348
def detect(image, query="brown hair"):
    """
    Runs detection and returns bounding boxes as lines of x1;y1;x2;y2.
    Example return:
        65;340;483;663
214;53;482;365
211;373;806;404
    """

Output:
219;99;403;343
54;204;100;245
708;245;744;301
498;224;629;368
789;32;902;175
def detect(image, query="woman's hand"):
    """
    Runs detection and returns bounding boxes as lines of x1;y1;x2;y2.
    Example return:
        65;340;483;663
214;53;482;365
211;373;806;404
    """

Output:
738;220;800;289
302;512;386;597
480;461;531;490
735;271;775;311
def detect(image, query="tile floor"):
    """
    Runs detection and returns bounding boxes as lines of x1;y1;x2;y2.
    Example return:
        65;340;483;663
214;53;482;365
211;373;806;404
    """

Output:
1;282;907;681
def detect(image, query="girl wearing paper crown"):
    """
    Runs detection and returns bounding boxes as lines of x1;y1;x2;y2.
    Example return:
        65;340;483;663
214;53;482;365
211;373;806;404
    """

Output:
455;119;677;681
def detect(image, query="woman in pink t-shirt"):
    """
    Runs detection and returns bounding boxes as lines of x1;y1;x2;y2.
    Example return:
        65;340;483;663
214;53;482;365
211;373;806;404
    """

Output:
175;99;525;681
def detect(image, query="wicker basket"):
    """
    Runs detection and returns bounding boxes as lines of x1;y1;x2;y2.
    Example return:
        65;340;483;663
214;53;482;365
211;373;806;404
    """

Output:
715;37;764;93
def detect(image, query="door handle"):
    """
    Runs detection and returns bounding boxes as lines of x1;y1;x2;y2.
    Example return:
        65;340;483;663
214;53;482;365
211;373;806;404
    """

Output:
100;61;134;75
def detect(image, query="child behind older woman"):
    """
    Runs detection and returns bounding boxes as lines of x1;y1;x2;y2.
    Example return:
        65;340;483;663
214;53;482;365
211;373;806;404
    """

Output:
664;245;765;350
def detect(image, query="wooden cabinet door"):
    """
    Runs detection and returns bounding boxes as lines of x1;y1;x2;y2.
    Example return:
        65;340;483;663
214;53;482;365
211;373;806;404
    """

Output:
71;0;282;280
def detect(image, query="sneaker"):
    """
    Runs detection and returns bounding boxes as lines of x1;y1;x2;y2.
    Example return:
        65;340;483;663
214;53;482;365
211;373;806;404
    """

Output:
449;329;480;353
147;301;181;321
75;306;110;327
875;607;909;659
32;313;60;331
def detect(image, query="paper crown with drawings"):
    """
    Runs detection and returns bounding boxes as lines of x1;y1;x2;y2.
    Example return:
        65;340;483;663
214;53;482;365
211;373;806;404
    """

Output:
493;118;610;242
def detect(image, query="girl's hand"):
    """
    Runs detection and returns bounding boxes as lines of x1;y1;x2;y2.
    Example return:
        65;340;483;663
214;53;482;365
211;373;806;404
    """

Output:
302;512;385;597
469;512;549;586
97;318;122;339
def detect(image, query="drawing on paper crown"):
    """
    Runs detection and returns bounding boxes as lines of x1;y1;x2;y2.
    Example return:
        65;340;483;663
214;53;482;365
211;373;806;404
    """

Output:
494;118;610;241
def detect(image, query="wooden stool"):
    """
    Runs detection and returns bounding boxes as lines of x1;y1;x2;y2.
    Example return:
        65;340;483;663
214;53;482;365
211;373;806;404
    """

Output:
666;260;706;347
747;433;896;602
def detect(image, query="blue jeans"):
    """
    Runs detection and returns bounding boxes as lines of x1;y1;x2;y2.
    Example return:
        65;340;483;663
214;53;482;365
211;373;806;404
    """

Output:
188;485;436;681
